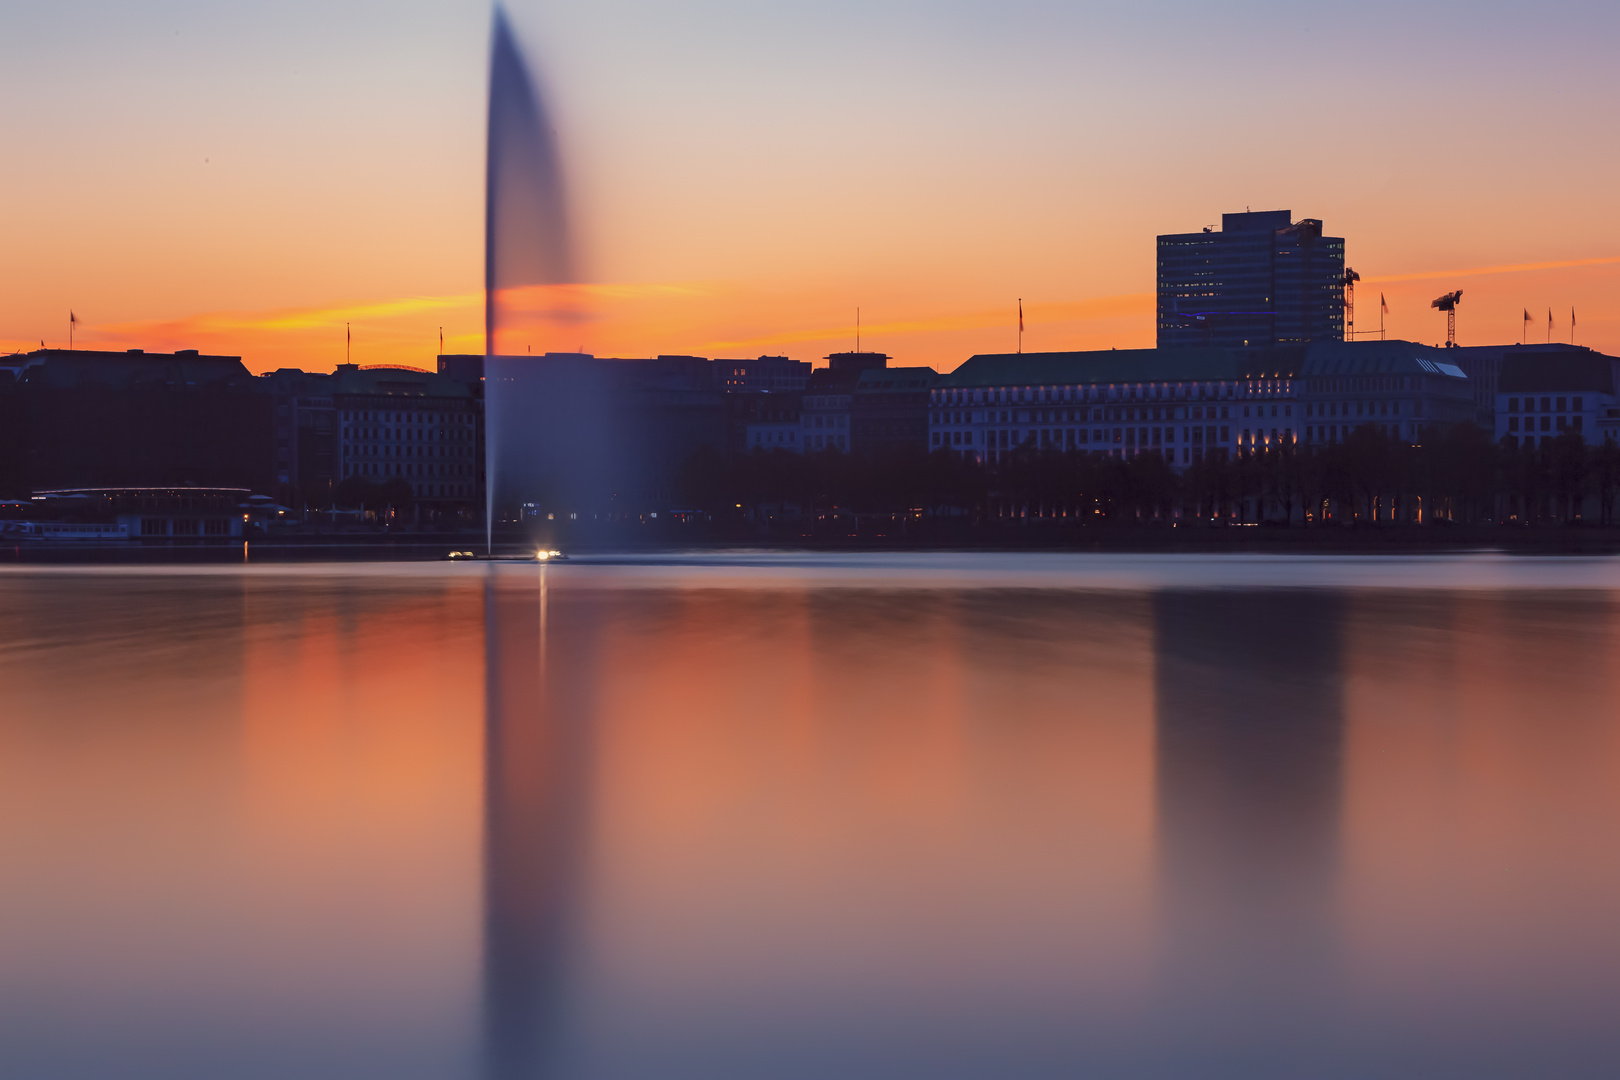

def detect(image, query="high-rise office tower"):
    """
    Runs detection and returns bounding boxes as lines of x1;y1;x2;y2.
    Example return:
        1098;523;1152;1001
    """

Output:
1157;211;1345;348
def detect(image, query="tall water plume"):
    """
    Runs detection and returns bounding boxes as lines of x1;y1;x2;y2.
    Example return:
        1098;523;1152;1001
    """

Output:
485;6;573;552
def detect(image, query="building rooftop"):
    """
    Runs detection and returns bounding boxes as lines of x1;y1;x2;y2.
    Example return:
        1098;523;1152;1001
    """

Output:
328;363;474;399
826;351;890;373
1499;351;1617;395
855;366;938;392
938;341;1474;389
1299;340;1468;380
1222;209;1293;233
15;348;253;390
939;347;1297;387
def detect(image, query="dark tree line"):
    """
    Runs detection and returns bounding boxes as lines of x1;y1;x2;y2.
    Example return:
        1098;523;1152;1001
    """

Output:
677;424;1620;527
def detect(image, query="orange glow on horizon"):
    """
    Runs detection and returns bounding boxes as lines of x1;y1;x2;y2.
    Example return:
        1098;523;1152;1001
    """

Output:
5;254;1616;372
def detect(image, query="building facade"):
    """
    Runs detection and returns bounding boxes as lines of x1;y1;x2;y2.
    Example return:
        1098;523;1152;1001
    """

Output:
739;393;803;452
5;348;272;495
799;368;856;452
933;348;1251;465
1449;343;1603;431
332;364;480;511
259;368;335;511
851;366;938;456
1158;211;1345;349
719;355;811;393
1494;349;1620;448
932;341;1474;468
1296;341;1474;447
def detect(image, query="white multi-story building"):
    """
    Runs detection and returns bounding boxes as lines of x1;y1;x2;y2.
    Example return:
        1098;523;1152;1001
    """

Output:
1493;347;1620;449
745;414;802;451
930;341;1474;468
1296;341;1473;447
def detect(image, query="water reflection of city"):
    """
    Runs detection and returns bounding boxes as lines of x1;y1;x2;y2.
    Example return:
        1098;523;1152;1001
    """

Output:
1151;591;1346;1075
479;579;1620;1079
480;580;1343;1076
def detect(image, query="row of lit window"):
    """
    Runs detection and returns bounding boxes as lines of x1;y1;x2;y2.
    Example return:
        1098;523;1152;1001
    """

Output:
1305;400;1408;418
343;442;471;458
933;402;1293;427
344;428;472;444
1506;396;1584;414
934;381;1292;408
342;409;470;423
1507;416;1583;433
943;425;1236;450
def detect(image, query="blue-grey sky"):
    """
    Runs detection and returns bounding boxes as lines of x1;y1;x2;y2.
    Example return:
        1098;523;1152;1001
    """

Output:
4;0;1616;366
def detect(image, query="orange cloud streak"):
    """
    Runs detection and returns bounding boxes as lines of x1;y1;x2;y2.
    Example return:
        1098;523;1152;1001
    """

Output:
7;255;1615;372
1364;255;1620;285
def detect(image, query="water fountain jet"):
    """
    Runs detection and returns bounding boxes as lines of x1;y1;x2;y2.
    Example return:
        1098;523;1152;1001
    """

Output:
484;6;573;554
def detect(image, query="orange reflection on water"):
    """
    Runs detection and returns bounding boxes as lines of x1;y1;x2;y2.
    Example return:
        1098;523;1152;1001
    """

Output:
0;570;487;1077
1340;594;1620;1041
10;562;1620;1078
232;577;485;1026
575;586;1159;1039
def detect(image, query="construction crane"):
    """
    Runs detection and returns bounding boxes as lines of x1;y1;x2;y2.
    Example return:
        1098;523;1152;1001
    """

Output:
1431;290;1463;347
1343;268;1360;341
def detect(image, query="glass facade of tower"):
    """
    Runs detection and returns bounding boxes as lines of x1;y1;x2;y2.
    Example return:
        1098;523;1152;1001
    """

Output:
1157;211;1344;349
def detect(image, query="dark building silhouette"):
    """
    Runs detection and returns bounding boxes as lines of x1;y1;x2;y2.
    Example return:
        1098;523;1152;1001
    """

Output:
259;367;336;511
438;352;488;387
719;355;811;393
1151;591;1346;1074
825;350;890;374
1158;211;1345;349
851;365;938;456
0;348;272;496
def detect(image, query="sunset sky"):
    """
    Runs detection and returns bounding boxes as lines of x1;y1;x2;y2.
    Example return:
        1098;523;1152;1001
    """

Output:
4;0;1618;372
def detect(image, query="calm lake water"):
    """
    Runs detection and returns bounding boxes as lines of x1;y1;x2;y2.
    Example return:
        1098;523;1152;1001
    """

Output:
3;554;1620;1079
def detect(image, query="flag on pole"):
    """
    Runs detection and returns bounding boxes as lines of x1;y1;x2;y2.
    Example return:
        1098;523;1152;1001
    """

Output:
70;311;77;326
1380;294;1388;314
1018;299;1024;333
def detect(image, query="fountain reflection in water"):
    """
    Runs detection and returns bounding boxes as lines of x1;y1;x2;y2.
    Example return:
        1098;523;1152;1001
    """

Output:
482;566;596;1080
